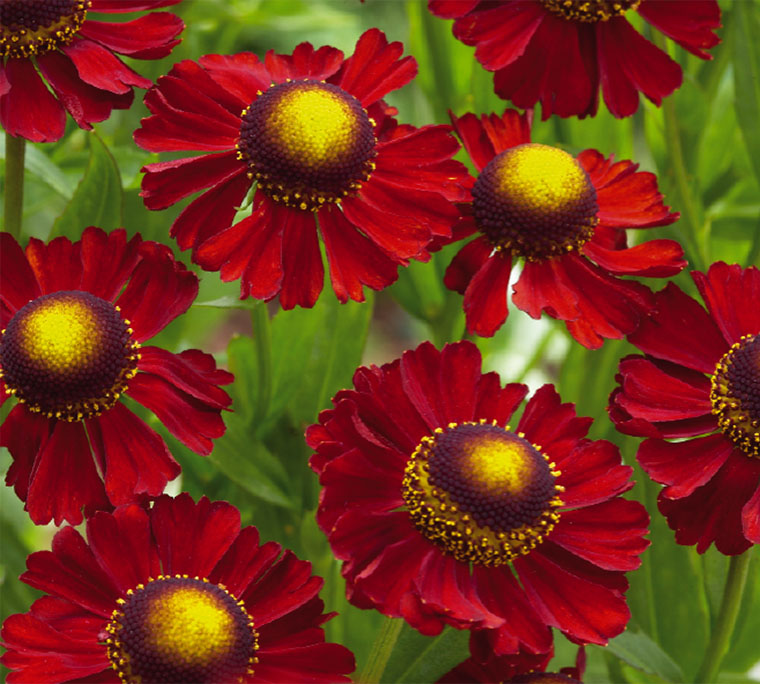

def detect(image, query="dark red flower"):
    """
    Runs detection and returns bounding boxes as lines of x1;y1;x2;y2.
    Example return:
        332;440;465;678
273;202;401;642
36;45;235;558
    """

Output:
0;493;356;683
0;0;184;142
445;108;684;347
308;341;648;656
609;262;760;555
428;0;720;119
135;28;471;309
0;228;233;526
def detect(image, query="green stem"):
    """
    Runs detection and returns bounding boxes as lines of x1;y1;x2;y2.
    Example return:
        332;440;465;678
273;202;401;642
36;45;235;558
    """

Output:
651;32;707;273
693;551;751;683
359;617;403;684
3;132;25;240
251;302;272;426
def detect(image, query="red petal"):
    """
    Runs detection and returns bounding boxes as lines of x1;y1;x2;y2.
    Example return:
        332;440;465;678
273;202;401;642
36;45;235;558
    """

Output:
556;439;633;508
597;18;682;117
691;262;760;344
127;372;228;455
637;0;721;59
583;238;685;278
444;235;492;295
25;235;82;293
451;110;529;171
428;0;479;19
551;499;649;571
86;403;180;504
462;252;513;337
78;13;183;59
0;233;40;311
336;28;417;107
26;421;108;526
253;643;354;684
63;38;150;93
628;282;727;374
150;493;241;577
279;208;324;309
318;205;400;303
1;405;51;504
198;52;271;107
473;375;528;426
638;433;733;499
91;0;180;9
79;227;142;301
210;527;281;599
116;241;198;341
742;483;760;545
37;52;132;130
86;505;158;595
512;258;580;321
0;58;65;142
265;42;344;82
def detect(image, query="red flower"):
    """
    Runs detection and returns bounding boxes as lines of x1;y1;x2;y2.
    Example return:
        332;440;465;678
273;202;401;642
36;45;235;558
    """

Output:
0;228;233;526
0;0;184;142
428;0;720;119
609;262;760;555
0;493;356;683
308;341;648;656
445;108;683;347
135;28;471;309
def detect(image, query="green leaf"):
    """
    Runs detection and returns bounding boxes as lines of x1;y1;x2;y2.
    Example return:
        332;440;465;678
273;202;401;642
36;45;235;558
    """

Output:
382;623;470;684
733;0;760;186
50;131;123;239
0;144;75;199
193;296;258;309
607;630;684;683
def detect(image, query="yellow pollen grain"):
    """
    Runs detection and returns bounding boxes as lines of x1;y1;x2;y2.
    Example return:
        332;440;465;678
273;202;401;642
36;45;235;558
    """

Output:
21;299;100;373
269;87;358;166
493;143;590;214
145;587;235;667
465;440;532;496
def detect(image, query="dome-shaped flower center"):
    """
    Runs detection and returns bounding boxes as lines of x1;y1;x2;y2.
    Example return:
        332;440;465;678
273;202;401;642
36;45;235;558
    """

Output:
0;290;139;421
402;421;564;566
0;0;90;59
710;334;760;458
472;143;599;261
540;0;640;23
237;79;377;212
105;575;259;684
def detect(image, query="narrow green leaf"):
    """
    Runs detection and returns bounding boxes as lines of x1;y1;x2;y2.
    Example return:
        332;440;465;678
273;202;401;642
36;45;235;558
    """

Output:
50;131;123;239
193;296;257;309
733;0;760;186
607;630;684;683
0;143;75;199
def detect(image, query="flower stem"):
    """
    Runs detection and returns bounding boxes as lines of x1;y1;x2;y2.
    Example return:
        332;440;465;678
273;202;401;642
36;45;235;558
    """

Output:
251;302;272;425
360;617;403;684
3;132;26;240
651;33;707;273
693;551;751;683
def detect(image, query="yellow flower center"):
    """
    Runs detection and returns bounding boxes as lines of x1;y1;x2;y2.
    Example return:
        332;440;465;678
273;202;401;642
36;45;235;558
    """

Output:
710;334;760;458
0;0;90;59
540;0;641;23
472;143;599;261
402;421;564;566
0;290;139;421
106;575;259;684
237;79;377;212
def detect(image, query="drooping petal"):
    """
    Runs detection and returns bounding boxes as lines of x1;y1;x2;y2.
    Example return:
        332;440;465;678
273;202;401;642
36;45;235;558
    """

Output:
279;208;324;309
1;405;52;504
63;38;151;93
78;13;183;59
0;233;41;311
462;252;514;337
444;235;492;295
637;0;721;59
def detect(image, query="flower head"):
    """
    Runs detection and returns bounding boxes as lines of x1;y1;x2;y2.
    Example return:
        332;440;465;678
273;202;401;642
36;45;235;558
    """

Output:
308;341;648;656
0;0;184;142
609;262;760;555
0;493;356;683
0;228;233;526
135;28;472;309
428;0;721;119
445;108;684;347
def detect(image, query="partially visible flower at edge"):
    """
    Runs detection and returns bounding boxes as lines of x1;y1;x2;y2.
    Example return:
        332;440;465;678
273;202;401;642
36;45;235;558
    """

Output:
0;227;232;526
0;0;185;142
135;28;472;310
609;262;760;555
428;0;721;119
0;493;356;683
444;107;684;347
308;340;649;657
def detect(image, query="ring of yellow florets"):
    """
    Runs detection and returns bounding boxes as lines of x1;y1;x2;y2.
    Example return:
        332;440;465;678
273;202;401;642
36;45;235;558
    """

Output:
540;0;641;23
0;291;140;422
472;143;599;261
710;333;760;458
236;79;377;212
105;574;259;684
402;420;564;567
0;0;90;59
